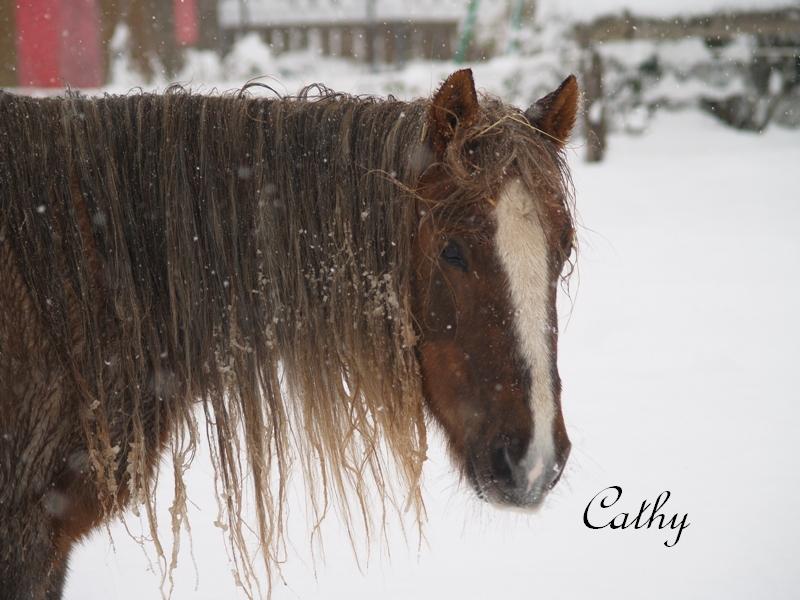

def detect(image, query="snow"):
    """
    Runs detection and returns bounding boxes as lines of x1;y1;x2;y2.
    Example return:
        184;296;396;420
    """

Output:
596;37;747;70
642;71;747;104
49;40;800;600
539;0;799;21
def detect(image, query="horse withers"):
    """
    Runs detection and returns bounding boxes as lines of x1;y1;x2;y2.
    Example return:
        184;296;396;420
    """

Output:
0;69;578;598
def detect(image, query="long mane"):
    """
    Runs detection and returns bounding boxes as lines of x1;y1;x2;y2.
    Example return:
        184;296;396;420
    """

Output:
0;84;573;592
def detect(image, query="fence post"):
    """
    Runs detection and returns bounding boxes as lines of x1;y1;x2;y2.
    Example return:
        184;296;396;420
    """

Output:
582;47;607;162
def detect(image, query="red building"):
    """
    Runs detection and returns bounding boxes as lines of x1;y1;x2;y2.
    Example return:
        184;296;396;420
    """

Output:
16;0;103;87
12;0;200;88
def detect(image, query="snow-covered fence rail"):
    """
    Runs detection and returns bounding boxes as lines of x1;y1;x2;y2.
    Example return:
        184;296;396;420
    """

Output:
574;9;800;46
219;20;458;64
218;0;460;64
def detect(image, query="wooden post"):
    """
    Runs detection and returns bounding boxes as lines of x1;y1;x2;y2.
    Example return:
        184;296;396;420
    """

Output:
364;24;376;65
439;23;453;59
395;23;409;66
410;26;422;60
582;47;607;162
261;27;272;51
340;26;353;59
195;0;220;50
365;0;376;69
99;0;122;84
421;24;433;60
297;26;309;52
385;24;396;65
127;0;182;81
320;25;330;57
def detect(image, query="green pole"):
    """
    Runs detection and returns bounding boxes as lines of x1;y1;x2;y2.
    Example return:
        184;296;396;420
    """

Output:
506;0;525;54
455;0;480;64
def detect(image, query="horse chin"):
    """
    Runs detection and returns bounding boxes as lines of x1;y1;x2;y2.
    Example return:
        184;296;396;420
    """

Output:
476;484;548;513
465;459;548;513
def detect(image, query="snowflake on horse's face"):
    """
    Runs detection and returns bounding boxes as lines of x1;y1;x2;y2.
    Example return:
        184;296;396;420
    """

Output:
0;70;578;599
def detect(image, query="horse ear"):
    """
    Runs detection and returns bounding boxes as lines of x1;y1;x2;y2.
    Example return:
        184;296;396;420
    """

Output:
524;74;579;145
427;68;480;156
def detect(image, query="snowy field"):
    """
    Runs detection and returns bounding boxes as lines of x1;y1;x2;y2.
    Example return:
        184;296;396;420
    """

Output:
55;52;800;599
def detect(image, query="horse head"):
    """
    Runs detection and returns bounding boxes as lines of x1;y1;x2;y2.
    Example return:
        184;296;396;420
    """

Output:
412;70;578;509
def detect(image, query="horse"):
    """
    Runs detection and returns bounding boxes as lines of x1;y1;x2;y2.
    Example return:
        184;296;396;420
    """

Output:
0;68;578;599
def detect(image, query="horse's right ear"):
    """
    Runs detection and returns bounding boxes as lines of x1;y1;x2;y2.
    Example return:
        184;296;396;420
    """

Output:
524;75;579;145
427;69;480;157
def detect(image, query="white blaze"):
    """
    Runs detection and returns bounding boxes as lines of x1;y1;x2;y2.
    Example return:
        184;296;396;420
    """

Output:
494;179;556;492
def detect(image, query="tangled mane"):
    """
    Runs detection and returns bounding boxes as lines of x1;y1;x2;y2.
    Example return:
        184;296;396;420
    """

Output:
0;82;574;594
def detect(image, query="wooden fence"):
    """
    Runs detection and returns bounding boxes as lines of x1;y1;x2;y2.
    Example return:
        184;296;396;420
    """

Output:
221;20;458;64
575;7;800;161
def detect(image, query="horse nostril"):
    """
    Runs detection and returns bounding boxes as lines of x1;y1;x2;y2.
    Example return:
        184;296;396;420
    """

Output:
489;441;515;487
480;435;570;505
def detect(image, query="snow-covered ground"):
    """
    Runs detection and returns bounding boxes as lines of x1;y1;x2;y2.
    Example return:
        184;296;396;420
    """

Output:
58;54;800;599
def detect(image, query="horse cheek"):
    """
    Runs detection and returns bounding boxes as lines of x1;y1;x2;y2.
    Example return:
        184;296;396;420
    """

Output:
418;340;474;454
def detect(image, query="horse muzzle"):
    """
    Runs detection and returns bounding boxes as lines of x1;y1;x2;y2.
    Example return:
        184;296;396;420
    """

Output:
469;434;571;509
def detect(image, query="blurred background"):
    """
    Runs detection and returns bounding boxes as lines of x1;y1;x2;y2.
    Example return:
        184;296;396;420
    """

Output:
2;1;799;599
2;0;799;159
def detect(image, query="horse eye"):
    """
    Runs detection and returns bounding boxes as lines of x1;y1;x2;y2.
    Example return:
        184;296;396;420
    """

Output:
441;239;468;272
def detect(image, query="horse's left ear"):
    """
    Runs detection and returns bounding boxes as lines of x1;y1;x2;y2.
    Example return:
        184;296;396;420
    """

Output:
524;74;579;145
427;68;480;156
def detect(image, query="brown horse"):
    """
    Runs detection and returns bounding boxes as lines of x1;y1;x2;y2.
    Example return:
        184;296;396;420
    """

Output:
0;69;578;599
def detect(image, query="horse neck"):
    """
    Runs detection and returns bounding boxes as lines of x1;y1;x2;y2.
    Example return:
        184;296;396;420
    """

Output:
0;88;427;401
78;92;426;379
